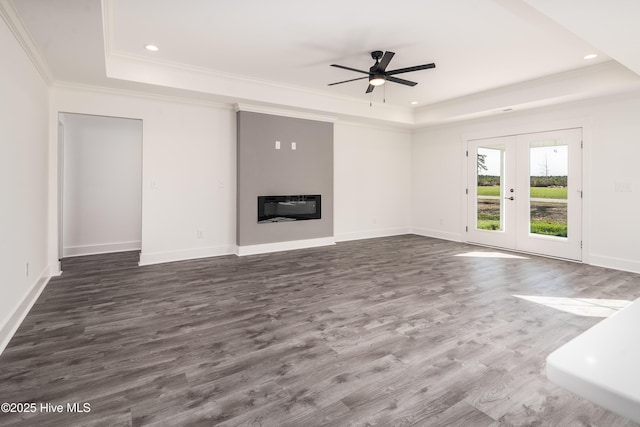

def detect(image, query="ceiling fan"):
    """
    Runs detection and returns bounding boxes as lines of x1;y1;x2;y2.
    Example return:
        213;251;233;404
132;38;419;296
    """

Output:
328;51;436;93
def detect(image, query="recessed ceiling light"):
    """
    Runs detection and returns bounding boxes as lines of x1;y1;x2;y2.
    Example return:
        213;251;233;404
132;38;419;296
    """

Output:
410;101;418;105
145;44;159;52
584;54;598;60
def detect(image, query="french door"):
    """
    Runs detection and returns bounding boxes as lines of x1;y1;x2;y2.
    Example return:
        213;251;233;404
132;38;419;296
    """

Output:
467;128;582;261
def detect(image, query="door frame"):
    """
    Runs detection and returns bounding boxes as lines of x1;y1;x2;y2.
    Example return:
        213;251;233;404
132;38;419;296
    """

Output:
461;120;591;263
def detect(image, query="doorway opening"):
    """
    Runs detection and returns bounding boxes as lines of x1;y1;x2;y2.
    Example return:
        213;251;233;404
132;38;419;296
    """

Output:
58;113;143;258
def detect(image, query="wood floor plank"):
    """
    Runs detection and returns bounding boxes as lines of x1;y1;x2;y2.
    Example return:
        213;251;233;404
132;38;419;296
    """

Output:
1;235;639;426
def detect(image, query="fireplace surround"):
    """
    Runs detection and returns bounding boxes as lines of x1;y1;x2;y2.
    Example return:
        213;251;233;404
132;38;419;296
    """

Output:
236;110;333;250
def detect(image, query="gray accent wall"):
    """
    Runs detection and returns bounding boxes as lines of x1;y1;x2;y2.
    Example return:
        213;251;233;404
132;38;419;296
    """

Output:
237;111;334;246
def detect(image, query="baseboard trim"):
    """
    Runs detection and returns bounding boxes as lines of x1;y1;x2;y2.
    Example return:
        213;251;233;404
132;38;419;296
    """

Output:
237;237;335;256
63;241;141;257
0;266;52;355
589;254;640;274
411;227;463;242
138;245;236;266
46;261;62;277
334;227;411;243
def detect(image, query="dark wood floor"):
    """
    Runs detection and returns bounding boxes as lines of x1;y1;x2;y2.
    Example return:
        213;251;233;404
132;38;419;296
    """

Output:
1;235;639;426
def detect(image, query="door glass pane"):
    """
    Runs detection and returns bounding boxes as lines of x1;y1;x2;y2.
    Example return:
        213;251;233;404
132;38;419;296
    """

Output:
477;146;504;231
529;140;568;238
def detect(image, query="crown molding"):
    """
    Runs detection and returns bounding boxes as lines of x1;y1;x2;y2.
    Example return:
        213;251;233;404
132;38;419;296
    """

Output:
0;0;54;85
335;119;413;134
54;81;234;111
54;82;419;133
105;50;415;125
234;103;337;123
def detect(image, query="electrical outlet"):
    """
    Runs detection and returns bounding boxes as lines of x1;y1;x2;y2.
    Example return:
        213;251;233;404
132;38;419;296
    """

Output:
291;142;297;150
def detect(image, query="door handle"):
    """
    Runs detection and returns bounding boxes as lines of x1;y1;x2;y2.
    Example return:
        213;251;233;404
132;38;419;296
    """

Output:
504;196;514;201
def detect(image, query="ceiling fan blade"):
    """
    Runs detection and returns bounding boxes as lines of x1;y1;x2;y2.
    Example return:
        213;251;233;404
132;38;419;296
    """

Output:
366;84;375;93
328;76;369;86
376;51;395;72
331;64;370;75
386;76;418;86
386;63;436;76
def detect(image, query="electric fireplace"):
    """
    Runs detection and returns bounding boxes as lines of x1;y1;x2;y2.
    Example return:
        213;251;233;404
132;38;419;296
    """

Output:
258;195;321;223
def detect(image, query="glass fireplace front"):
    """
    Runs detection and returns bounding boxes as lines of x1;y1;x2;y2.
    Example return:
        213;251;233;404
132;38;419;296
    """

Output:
258;195;321;223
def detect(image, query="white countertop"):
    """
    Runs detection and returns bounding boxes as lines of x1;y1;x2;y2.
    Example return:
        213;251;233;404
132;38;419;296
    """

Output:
547;297;640;423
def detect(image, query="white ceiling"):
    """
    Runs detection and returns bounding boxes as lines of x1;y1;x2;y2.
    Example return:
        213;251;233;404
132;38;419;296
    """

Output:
7;0;640;125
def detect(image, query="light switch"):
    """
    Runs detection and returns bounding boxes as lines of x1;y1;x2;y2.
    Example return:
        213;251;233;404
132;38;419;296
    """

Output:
275;140;280;150
291;142;297;150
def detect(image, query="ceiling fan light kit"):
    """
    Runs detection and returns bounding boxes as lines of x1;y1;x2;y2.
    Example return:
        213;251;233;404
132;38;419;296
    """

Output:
328;50;436;95
369;76;385;86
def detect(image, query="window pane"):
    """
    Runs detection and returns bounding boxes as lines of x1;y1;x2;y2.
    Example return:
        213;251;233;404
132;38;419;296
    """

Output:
477;146;504;231
529;141;568;238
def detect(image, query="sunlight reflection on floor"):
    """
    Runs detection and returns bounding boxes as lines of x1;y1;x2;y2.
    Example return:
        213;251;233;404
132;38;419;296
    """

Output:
455;251;529;259
513;295;631;317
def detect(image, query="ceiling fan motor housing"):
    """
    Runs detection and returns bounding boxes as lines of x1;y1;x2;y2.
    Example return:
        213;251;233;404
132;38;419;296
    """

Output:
370;52;386;85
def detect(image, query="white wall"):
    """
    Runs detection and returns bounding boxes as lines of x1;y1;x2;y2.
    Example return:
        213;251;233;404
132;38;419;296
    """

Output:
0;16;50;350
412;91;640;273
51;87;237;265
50;87;416;266
60;113;142;256
334;122;412;241
411;124;465;242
